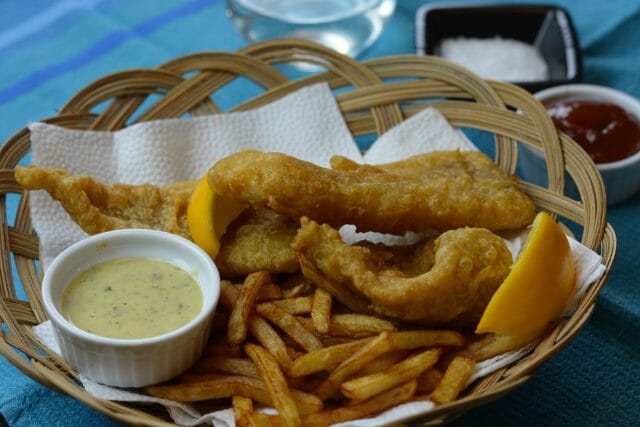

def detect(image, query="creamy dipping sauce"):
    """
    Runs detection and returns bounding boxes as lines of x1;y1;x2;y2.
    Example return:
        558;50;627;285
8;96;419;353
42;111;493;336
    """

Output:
62;257;202;339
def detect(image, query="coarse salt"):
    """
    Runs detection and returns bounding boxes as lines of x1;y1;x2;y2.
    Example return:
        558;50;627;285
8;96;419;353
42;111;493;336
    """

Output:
436;36;549;82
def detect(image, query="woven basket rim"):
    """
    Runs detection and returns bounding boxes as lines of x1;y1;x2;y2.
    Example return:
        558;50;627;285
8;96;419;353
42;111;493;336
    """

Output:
0;40;616;426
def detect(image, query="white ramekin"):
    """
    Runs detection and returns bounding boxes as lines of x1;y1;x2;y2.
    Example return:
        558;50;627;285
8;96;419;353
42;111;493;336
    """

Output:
520;83;640;205
41;229;220;388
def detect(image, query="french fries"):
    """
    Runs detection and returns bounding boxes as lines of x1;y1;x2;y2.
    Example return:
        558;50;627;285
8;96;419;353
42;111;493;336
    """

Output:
431;356;476;404
340;348;441;401
247;315;293;371
189;356;259;378
296;314;397;338
245;343;301;427
349;349;407;377
289;338;374;377
144;270;512;426
266;296;312;315
416;367;443;394
145;375;319;414
232;396;253;427
302;380;418;427
257;282;284;301
311;288;332;334
315;332;395;399
388;329;465;349
228;272;270;344
220;282;293;370
457;333;537;362
255;303;323;352
329;313;397;338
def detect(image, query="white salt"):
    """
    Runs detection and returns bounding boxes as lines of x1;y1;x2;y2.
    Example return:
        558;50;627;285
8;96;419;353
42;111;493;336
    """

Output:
436;36;549;82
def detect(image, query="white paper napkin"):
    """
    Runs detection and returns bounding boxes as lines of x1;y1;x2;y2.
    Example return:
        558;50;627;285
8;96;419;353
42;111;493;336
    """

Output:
29;83;606;426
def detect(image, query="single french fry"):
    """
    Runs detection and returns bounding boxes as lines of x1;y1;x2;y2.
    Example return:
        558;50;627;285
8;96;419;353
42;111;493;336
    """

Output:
458;333;536;362
282;278;314;299
320;336;358;347
245;343;301;427
145;374;251;401
294;316;315;332
219;280;242;308
256;303;323;352
302;380;417;427
289;337;374;377
315;332;394;399
145;374;319;415
416;367;443;394
297;314;397;339
168;377;320;415
228;271;270;344
387;330;465;350
220;282;292;370
431;356;475;404
248;315;293;371
341;348;442;401
330;313;397;338
290;390;323;415
352;350;407;377
232;396;253;427
266;296;313;315
257;282;284;301
311;288;332;335
189;356;259;378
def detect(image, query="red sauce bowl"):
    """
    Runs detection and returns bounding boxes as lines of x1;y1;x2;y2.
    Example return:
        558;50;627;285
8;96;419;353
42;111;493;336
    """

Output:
520;84;640;205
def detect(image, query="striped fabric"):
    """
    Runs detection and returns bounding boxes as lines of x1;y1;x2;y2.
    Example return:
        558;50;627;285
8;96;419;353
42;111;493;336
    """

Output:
1;1;639;426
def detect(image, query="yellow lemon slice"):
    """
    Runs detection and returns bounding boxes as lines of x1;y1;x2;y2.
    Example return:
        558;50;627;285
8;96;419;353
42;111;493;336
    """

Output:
476;211;576;338
187;175;247;258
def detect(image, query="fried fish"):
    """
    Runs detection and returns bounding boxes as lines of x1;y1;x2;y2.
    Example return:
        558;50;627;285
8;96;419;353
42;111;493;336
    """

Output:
15;165;194;238
14;166;300;277
208;150;536;234
216;208;299;277
292;218;513;327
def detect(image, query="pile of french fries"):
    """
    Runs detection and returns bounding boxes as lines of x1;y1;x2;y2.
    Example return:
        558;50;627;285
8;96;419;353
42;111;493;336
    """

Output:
145;272;525;427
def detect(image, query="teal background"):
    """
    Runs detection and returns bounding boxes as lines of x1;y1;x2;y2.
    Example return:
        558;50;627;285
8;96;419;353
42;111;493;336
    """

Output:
1;0;639;425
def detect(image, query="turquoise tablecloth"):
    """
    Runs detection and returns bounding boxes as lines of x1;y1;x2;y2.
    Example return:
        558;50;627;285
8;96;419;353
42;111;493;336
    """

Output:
1;0;639;425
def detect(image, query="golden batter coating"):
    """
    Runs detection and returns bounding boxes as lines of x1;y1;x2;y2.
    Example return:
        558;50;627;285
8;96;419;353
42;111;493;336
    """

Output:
216;208;299;277
15;165;193;238
208;150;536;234
15;165;300;278
292;218;513;327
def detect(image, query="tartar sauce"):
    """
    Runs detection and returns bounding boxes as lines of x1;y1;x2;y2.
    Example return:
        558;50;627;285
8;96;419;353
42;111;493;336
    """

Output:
62;257;202;339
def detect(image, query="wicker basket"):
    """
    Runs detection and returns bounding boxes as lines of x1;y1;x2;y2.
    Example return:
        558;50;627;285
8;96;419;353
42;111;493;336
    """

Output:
0;40;616;426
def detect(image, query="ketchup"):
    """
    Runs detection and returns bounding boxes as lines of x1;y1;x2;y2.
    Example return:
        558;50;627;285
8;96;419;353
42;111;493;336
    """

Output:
547;100;640;163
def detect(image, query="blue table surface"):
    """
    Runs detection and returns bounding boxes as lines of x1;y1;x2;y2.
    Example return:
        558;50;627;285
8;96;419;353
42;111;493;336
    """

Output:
1;0;639;426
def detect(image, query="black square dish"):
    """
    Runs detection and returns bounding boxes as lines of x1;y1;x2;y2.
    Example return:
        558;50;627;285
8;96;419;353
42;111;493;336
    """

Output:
415;3;582;92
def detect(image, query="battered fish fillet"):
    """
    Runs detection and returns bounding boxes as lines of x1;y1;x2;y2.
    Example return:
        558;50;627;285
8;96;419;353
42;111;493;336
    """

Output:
216;208;299;277
14;165;194;238
292;218;513;327
208;150;536;234
15;165;300;277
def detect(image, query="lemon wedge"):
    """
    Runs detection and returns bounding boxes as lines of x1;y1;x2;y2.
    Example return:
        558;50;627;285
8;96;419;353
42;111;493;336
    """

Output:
476;211;576;338
186;175;247;258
